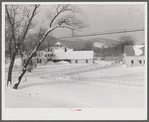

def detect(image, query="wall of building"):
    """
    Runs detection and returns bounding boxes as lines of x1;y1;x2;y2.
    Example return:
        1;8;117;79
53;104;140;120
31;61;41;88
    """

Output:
13;58;22;69
125;56;145;67
71;59;93;64
37;57;47;66
45;52;52;60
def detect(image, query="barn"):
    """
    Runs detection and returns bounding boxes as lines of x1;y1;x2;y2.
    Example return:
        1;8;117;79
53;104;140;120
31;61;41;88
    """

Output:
124;45;145;67
52;50;94;64
50;42;94;64
69;51;94;64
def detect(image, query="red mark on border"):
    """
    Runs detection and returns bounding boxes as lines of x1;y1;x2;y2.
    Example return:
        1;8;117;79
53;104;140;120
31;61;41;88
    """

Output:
69;108;82;111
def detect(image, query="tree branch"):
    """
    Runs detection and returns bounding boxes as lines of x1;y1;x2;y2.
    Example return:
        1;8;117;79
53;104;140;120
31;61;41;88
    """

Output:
17;4;40;46
49;4;76;28
5;5;16;43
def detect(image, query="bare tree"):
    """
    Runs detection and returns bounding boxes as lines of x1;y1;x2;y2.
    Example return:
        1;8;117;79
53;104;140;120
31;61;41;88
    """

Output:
13;4;86;89
119;35;136;45
5;4;40;86
115;35;136;55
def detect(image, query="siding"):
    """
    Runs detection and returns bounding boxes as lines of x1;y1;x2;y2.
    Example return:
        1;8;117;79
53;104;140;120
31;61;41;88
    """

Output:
71;59;93;64
125;56;145;67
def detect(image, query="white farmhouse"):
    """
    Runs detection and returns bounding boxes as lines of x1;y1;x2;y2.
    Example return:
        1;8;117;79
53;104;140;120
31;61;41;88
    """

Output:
124;45;145;67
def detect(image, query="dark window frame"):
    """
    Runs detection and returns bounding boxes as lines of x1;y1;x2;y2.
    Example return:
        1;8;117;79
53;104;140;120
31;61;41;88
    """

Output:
131;60;134;64
86;60;88;63
139;60;142;64
75;60;77;63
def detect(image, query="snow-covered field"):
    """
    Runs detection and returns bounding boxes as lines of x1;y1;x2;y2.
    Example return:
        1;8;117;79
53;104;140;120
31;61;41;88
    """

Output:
4;61;146;108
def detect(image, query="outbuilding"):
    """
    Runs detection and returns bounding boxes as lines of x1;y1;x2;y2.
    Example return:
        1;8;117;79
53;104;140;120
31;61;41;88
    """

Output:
69;51;94;64
52;50;94;64
124;45;145;67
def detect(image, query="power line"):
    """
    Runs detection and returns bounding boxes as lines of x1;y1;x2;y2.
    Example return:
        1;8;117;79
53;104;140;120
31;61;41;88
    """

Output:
57;27;145;39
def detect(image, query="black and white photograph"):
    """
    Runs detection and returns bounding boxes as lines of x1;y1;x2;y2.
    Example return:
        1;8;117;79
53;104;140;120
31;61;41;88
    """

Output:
2;2;147;120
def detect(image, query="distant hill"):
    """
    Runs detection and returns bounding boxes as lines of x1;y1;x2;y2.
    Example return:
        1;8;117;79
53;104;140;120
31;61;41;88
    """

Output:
52;37;118;50
85;37;118;47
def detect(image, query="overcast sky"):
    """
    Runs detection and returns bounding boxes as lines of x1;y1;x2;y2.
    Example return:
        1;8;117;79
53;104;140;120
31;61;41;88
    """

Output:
30;3;146;44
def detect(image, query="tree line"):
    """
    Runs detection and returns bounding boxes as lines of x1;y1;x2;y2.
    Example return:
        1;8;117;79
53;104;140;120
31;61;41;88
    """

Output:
77;35;136;57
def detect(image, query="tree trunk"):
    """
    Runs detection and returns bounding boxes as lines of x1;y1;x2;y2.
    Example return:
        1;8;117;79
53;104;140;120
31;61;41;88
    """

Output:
7;47;19;86
13;68;27;89
9;42;12;59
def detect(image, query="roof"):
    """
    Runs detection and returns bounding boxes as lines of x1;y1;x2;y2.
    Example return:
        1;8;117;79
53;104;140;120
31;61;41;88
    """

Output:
70;51;94;59
55;42;62;45
105;56;123;61
124;45;145;56
52;51;94;60
50;46;70;50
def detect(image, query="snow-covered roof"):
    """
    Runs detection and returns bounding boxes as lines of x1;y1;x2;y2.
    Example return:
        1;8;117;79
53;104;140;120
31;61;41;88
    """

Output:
52;51;94;60
124;45;145;56
55;42;62;45
69;51;94;59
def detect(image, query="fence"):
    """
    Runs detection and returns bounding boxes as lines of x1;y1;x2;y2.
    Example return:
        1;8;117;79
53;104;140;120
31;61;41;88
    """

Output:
61;62;122;76
37;62;121;79
24;62;145;88
94;79;144;88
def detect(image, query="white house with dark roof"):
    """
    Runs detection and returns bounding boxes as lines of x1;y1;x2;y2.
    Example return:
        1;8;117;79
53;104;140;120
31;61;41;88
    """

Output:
124;45;145;67
51;42;94;64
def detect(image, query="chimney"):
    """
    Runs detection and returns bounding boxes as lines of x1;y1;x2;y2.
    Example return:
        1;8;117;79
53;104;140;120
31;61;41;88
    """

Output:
65;47;67;52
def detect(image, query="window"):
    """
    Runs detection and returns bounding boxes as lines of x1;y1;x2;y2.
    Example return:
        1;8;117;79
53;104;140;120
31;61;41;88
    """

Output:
139;60;142;64
45;55;47;57
48;54;49;57
144;60;145;64
40;59;42;63
86;60;88;63
75;60;77;63
131;60;134;64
